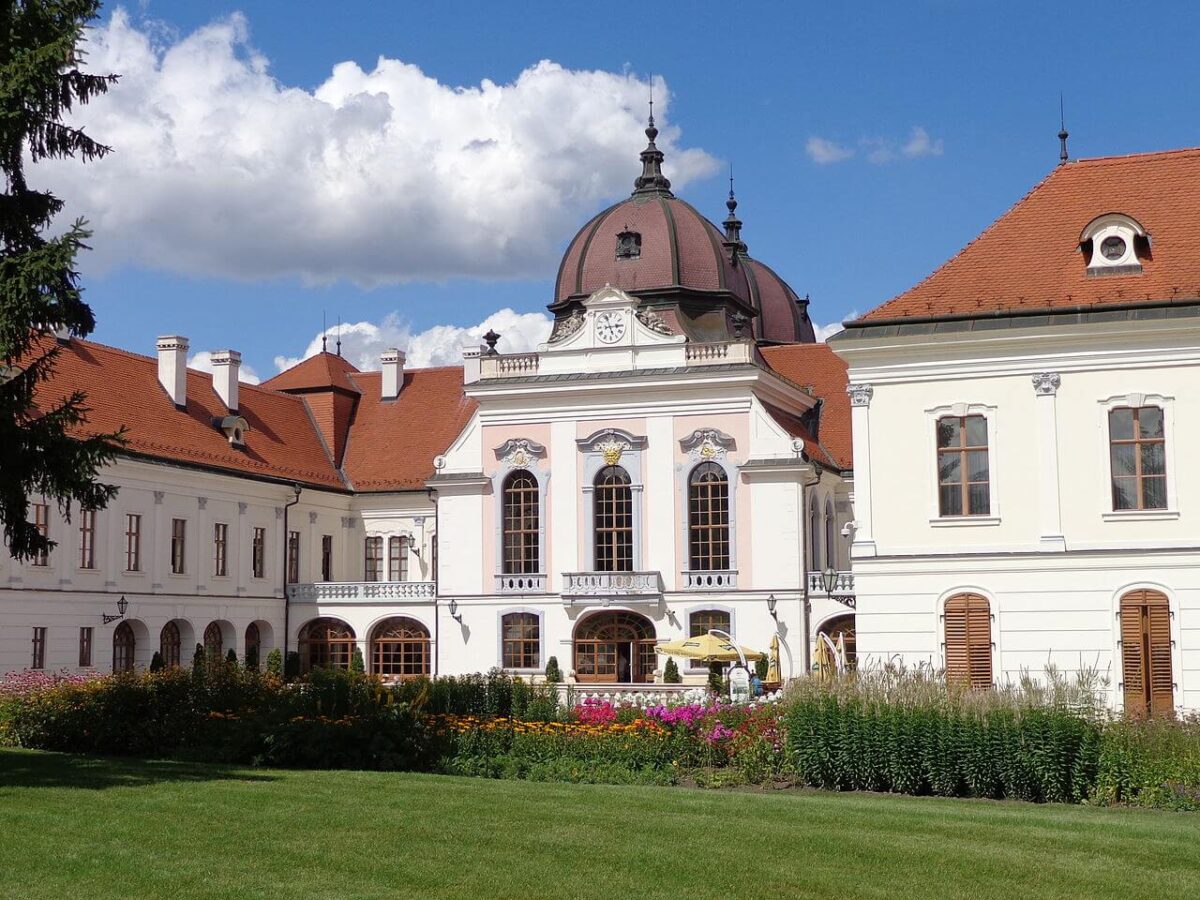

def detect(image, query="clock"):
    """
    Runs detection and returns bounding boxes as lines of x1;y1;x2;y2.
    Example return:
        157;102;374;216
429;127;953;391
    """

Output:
595;311;626;344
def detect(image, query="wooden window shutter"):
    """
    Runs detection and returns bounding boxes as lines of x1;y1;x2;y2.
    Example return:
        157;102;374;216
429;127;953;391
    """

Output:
945;594;992;689
1121;590;1174;718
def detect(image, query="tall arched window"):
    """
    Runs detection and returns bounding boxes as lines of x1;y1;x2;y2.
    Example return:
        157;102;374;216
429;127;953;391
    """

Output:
113;621;136;673
502;470;540;575
501;612;540;669
1120;590;1174;717
824;500;837;570
245;622;262;669
298;618;356;673
594;465;633;572
160;621;181;668
943;594;992;689
370;617;430;678
808;496;820;570
688;463;730;571
203;622;223;656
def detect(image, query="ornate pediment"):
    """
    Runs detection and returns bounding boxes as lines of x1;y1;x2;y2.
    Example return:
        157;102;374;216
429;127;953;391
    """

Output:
679;428;736;462
577;428;647;465
494;438;547;470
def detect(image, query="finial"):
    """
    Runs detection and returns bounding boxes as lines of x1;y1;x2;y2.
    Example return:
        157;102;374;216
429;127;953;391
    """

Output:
336;316;342;357
632;78;672;196
726;163;737;214
1058;93;1069;165
722;163;745;263
731;311;749;339
321;311;328;352
483;328;500;355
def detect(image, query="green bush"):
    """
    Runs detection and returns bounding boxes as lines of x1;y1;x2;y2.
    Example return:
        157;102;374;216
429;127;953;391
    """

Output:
395;669;563;720
663;658;681;684
351;647;365;674
225;648;237;665
265;648;282;678
544;656;562;684
755;657;769;681
284;651;300;681
1094;716;1200;810
149;651;165;673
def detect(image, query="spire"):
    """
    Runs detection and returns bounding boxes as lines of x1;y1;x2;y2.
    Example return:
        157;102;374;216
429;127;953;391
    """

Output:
321;311;328;352
632;87;673;196
722;165;746;263
336;316;342;357
1058;94;1069;166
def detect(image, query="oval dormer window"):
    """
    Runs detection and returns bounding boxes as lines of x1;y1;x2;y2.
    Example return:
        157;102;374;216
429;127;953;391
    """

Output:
1100;235;1127;261
1080;213;1147;276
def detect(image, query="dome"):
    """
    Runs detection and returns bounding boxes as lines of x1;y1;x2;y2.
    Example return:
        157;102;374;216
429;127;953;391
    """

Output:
550;115;812;345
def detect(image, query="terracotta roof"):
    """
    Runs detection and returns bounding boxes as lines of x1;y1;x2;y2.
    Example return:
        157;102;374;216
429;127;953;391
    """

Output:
262;351;361;394
854;147;1200;323
341;367;477;491
30;337;345;488
759;343;852;470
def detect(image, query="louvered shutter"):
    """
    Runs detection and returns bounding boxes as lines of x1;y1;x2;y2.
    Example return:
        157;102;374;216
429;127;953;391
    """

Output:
1119;596;1148;718
944;596;969;685
1146;595;1174;718
1121;591;1174;718
945;594;992;689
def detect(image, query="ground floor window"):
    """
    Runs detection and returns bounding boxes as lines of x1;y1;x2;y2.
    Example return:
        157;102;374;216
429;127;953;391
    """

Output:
1120;590;1174;718
574;611;656;684
161;621;182;668
818;614;856;669
113;621;136;673
370;617;430;678
299;617;356;673
943;593;992;689
245;622;261;669
501;612;540;669
204;622;223;657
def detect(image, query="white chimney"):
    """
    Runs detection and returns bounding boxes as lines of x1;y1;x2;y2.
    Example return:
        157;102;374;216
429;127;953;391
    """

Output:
462;347;482;385
380;348;405;400
210;350;241;412
156;336;189;407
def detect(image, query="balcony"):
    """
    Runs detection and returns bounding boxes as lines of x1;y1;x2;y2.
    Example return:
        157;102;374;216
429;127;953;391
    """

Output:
562;571;662;598
287;581;436;603
807;571;856;607
494;573;547;594
682;570;738;590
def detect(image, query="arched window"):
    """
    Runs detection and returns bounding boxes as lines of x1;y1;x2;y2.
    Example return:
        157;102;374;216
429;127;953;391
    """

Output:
819;614;856;669
824;500;836;570
688;609;731;671
574;611;656;683
502;471;540;575
160;621;181;668
808;496;820;570
1120;590;1174;717
245;622;261;669
203;622;223;656
370;617;430;678
113;621;136;673
298;618;356;673
594;465;633;572
501;612;540;669
688;463;730;571
943;594;992;689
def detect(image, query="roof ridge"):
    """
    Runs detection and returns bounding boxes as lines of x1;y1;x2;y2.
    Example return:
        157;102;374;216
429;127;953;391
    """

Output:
1069;145;1200;166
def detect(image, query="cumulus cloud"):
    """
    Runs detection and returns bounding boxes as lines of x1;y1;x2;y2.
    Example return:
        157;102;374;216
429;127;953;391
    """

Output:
814;312;856;343
806;128;943;166
188;350;261;384
805;136;854;165
274;307;552;373
42;10;718;285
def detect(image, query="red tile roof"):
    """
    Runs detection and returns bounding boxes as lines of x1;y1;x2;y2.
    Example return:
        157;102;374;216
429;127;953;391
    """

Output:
262;351;361;394
854;147;1200;323
759;343;851;470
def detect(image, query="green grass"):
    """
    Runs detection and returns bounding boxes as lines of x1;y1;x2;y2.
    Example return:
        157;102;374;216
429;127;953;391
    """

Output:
2;750;1199;900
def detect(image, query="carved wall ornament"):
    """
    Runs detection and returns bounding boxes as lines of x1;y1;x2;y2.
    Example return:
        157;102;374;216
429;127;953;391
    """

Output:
679;428;736;462
238;502;248;515
308;511;319;524
1032;372;1061;396
548;310;585;344
846;383;874;407
197;497;208;510
597;437;630;466
153;491;165;505
494;438;547;470
636;309;674;336
341;516;357;529
576;428;646;465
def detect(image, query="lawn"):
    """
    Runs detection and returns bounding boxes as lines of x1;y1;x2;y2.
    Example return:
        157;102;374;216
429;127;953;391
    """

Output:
1;750;1198;900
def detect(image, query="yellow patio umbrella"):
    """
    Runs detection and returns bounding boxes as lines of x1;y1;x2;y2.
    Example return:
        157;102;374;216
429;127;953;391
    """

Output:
813;632;832;682
766;633;781;683
654;633;764;663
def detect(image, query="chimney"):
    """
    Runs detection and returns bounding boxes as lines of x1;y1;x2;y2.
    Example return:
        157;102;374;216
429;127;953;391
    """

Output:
156;336;189;408
462;346;482;385
380;348;405;400
210;350;241;412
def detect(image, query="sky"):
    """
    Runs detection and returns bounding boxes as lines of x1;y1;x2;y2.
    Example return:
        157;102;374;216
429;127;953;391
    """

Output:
42;0;1200;382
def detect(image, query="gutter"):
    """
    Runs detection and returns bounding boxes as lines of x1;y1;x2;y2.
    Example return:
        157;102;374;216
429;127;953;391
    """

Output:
281;483;302;664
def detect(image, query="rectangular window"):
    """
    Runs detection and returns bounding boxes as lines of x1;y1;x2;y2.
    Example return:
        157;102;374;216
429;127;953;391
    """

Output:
171;518;187;574
321;535;333;581
213;522;228;576
79;627;93;667
252;526;266;579
388;536;408;582
936;415;990;517
31;502;49;566
1110;407;1167;511
79;509;96;569
287;530;300;584
364;536;383;582
31;627;46;670
501;612;540;669
125;514;142;572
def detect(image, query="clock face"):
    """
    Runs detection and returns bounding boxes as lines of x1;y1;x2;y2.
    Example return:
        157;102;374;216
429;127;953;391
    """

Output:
595;311;626;344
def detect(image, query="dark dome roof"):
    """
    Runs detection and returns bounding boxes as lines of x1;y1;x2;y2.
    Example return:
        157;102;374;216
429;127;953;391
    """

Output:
551;117;812;344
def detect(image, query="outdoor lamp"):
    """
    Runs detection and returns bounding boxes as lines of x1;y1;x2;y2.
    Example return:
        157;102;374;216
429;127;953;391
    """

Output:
766;594;777;618
447;597;462;623
103;595;128;624
820;567;839;595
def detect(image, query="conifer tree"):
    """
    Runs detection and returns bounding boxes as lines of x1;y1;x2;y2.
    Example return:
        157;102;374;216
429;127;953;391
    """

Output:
1;0;124;561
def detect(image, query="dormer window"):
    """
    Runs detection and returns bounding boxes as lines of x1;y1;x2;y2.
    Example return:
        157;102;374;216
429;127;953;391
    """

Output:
616;230;641;260
1080;213;1147;276
213;415;250;447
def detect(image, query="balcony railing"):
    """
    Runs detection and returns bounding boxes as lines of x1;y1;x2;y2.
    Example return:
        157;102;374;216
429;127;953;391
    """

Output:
287;581;436;602
681;570;738;590
562;571;662;596
494;573;547;594
684;340;753;365
807;571;855;597
480;352;539;378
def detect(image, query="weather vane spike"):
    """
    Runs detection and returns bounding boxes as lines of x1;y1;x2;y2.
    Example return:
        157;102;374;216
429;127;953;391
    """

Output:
648;74;654;126
336;315;342;357
1058;93;1069;165
729;162;735;198
321;311;327;352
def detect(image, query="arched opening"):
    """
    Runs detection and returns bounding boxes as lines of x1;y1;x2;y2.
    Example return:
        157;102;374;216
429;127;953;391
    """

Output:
824;500;837;570
203;621;224;657
298;617;356;673
573;611;656;684
370;617;430;679
594;465;633;572
807;496;820;570
160;621;182;668
245;622;262;669
113;621;136;673
688;463;730;571
1120;590;1174;717
818;614;856;669
502;470;540;575
944;594;992;689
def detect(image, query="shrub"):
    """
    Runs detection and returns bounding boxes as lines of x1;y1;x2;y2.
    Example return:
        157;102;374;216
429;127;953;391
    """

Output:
663;658;681;684
284;651;301;682
707;664;723;696
755;657;769;681
544;656;562;684
226;649;237;665
265;648;282;678
246;644;260;671
149;651;165;673
192;644;206;671
1094;716;1200;810
351;647;365;674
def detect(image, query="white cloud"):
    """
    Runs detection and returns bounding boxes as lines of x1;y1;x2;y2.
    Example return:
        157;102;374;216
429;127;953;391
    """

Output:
814;320;845;342
901;126;944;159
274;307;552;373
805;136;855;165
43;10;717;285
188;351;261;384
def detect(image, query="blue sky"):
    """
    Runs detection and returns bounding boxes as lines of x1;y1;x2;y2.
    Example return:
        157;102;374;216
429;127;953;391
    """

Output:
57;1;1200;379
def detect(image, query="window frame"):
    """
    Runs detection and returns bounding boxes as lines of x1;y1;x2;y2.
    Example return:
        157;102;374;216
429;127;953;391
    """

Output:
124;513;142;573
369;616;430;679
364;536;383;582
686;606;734;671
490;440;549;584
500;470;541;576
170;518;187;575
387;535;409;582
925;403;1001;526
79;626;93;668
593;465;635;572
685;462;732;573
321;534;333;581
251;526;266;579
31;626;46;670
941;592;994;690
286;530;300;584
499;609;543;671
31;502;49;566
213;522;229;577
79;509;96;570
1099;394;1176;518
578;429;646;572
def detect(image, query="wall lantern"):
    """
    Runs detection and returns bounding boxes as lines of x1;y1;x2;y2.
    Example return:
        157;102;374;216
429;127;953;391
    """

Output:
103;595;129;624
820;567;839;595
766;594;777;618
447;597;463;624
